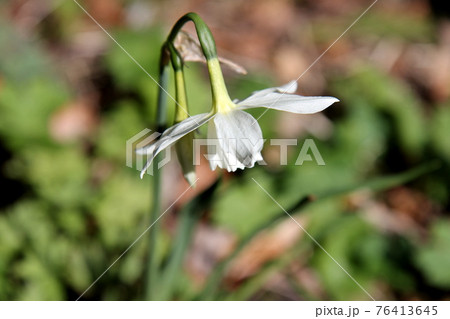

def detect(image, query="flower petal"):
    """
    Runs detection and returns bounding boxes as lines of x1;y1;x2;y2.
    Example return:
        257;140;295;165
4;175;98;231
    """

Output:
241;81;298;101
237;93;339;114
207;110;264;172
137;112;213;178
273;80;298;94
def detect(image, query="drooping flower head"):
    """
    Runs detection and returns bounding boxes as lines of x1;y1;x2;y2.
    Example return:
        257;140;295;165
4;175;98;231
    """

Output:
137;13;339;178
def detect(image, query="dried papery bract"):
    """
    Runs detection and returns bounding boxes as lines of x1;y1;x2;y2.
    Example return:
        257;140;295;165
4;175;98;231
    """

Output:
174;31;247;75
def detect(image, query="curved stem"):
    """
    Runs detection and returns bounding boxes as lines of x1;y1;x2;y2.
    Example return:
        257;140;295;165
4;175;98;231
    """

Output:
167;12;218;61
144;12;227;299
167;13;233;112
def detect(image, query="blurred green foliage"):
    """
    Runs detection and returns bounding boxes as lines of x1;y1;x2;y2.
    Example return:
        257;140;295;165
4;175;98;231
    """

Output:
1;3;449;301
416;220;450;288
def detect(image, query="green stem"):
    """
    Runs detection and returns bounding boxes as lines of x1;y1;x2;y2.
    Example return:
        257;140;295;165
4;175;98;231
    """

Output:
167;13;233;112
144;45;170;300
167;12;218;61
158;180;219;300
158;210;194;299
144;12;226;299
155;45;170;131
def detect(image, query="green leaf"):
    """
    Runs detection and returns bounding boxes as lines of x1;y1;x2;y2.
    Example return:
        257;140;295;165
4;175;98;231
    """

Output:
415;219;450;288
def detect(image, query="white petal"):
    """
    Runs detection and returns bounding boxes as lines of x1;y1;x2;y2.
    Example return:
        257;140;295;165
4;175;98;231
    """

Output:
237;93;339;114
206;110;264;172
274;80;298;94
245;81;298;100
137;112;213;178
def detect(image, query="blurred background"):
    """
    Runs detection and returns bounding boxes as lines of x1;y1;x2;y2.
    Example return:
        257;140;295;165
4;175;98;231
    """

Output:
1;0;450;301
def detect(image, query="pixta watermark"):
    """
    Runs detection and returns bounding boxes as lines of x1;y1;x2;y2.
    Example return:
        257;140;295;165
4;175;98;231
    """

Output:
126;128;325;175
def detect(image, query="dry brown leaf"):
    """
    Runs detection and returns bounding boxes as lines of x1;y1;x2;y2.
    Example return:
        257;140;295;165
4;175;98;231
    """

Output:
226;217;306;282
385;187;437;226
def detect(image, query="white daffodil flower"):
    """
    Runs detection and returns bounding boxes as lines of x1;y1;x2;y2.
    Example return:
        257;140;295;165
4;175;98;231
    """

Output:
137;59;338;178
